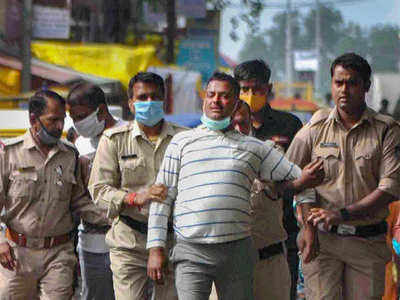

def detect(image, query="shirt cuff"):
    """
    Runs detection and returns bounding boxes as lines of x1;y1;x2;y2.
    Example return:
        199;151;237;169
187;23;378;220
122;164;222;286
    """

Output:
105;191;127;219
378;178;400;198
146;239;166;249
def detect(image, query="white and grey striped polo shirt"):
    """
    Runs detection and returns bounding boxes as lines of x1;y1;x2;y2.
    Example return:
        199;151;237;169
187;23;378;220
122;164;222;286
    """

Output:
147;125;315;248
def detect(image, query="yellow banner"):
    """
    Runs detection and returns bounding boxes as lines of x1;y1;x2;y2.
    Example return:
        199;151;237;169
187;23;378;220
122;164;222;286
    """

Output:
31;42;163;89
0;66;20;97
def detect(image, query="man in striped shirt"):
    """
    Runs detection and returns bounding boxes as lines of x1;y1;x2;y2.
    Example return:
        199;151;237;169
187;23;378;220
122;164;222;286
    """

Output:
147;72;323;300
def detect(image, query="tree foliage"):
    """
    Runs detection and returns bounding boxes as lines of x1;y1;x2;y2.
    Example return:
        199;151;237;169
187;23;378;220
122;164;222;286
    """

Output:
369;25;400;72
238;4;400;93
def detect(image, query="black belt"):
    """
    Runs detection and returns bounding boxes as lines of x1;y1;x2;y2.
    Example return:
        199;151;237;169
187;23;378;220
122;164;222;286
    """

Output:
81;221;111;234
258;242;284;260
119;215;174;235
120;215;148;234
330;221;387;238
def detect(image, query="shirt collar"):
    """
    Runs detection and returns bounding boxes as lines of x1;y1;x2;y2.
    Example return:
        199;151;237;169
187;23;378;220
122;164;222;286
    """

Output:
22;129;67;152
22;130;36;150
326;106;374;126
131;119;176;140
197;123;236;135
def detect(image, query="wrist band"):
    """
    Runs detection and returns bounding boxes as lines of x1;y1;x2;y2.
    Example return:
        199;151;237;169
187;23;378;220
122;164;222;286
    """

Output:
127;192;142;211
127;193;137;206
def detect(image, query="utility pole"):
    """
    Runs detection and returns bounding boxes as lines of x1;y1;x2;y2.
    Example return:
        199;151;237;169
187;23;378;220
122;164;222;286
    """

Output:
166;0;176;64
315;0;322;98
285;0;294;97
21;0;32;92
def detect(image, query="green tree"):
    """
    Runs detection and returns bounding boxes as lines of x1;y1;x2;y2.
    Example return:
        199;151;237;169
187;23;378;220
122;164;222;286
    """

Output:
238;35;268;62
265;10;303;80
335;22;368;58
368;24;400;72
302;4;344;93
302;4;343;52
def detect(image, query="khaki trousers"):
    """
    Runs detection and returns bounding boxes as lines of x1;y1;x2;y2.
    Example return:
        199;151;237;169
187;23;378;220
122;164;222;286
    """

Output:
0;240;76;300
106;217;177;300
302;231;391;300
253;252;291;300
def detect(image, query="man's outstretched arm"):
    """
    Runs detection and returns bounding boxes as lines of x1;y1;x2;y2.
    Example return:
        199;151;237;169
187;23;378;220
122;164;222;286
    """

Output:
147;140;181;283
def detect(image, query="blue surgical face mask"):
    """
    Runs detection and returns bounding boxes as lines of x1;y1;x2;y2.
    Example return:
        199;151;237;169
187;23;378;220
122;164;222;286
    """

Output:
200;114;231;131
134;101;164;127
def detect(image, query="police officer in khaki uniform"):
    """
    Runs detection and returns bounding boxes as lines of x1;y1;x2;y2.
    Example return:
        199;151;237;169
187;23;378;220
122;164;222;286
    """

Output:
234;60;302;300
67;82;126;300
231;100;291;300
0;90;107;299
88;72;185;300
287;53;400;300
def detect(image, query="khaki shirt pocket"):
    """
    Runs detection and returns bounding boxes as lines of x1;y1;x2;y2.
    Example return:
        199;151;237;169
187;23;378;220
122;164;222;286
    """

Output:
119;157;148;187
354;147;376;177
54;171;76;201
8;170;38;198
313;147;340;182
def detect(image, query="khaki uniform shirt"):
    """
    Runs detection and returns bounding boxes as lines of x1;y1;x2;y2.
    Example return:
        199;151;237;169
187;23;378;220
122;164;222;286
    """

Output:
250;179;287;249
88;120;186;223
0;131;106;243
286;107;400;226
250;142;287;249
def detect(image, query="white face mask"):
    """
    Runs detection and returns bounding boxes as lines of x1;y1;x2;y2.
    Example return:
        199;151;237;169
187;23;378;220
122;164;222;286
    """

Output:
74;108;105;138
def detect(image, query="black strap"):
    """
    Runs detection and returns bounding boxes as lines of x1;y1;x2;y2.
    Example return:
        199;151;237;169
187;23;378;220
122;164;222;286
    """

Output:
330;221;387;238
258;242;284;260
119;215;148;234
119;215;174;235
81;220;111;234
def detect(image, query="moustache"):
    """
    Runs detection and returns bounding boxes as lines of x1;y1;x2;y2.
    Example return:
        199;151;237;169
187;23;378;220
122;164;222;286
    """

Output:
50;130;63;138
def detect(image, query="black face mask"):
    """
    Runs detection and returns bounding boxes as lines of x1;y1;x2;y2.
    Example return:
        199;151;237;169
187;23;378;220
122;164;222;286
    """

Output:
36;118;61;146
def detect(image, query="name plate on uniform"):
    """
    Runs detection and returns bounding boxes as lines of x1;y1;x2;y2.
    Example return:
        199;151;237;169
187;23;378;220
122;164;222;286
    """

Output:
320;142;338;148
337;224;356;235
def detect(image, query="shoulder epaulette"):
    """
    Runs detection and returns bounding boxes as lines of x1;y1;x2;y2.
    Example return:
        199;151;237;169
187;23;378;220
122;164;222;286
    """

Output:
60;139;79;155
2;136;24;148
308;108;332;126
103;123;131;138
373;113;399;127
170;122;189;132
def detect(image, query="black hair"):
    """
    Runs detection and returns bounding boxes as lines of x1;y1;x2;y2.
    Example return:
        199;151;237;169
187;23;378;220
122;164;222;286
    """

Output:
206;72;240;99
66;82;106;109
127;72;165;99
330;53;371;86
29;90;65;117
66;127;78;143
234;59;271;84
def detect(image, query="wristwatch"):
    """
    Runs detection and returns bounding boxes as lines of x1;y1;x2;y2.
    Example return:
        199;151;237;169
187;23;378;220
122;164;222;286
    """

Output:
339;208;351;222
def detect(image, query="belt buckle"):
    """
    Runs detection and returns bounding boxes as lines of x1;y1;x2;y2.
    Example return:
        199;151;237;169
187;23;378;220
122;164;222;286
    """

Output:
26;236;45;249
337;224;356;236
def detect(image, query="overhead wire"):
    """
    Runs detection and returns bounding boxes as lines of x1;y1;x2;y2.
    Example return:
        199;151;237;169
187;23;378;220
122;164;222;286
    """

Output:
229;0;374;9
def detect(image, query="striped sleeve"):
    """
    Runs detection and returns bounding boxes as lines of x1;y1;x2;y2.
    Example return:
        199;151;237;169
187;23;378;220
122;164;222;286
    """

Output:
259;144;315;204
259;144;297;181
147;141;180;249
